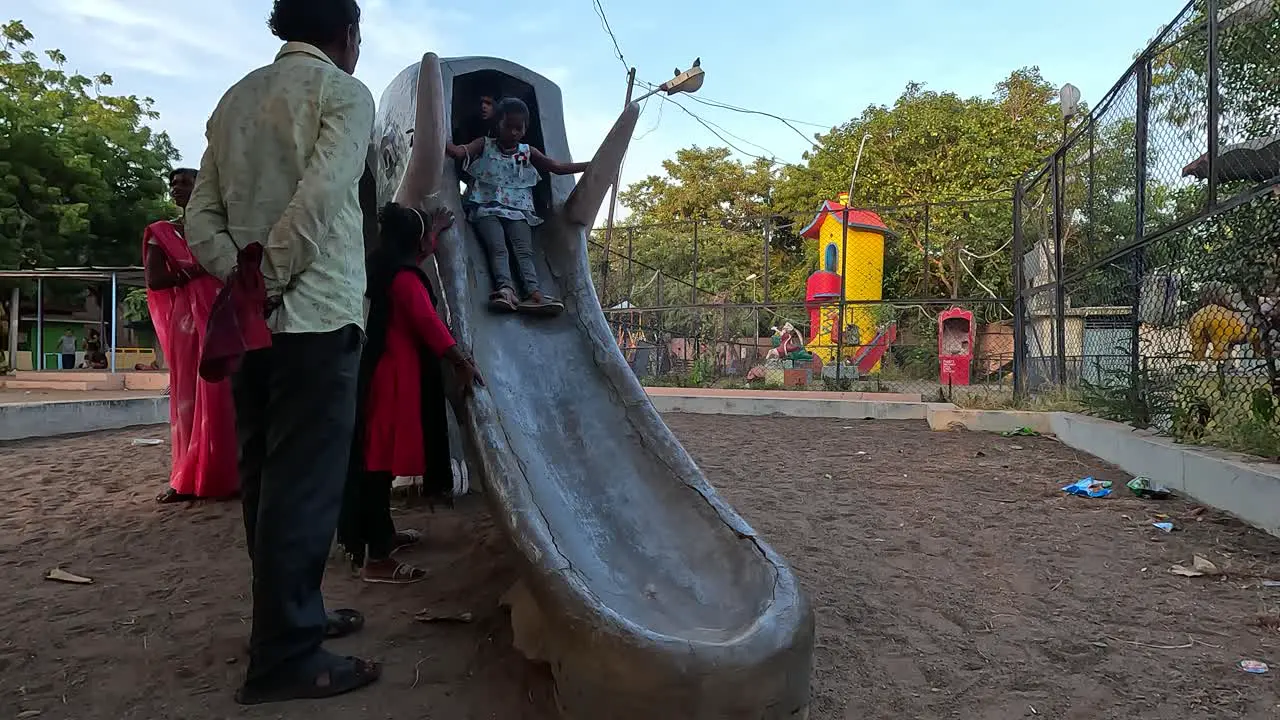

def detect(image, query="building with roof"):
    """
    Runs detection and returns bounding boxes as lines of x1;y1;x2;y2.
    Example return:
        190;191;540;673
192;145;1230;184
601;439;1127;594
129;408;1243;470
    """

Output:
801;193;896;370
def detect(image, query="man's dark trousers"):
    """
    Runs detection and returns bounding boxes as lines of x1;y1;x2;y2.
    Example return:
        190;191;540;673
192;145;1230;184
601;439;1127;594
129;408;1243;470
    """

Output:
232;325;362;684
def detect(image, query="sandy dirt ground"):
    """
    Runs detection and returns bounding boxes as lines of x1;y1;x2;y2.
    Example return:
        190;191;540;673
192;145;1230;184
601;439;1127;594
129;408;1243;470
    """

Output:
3;417;1280;719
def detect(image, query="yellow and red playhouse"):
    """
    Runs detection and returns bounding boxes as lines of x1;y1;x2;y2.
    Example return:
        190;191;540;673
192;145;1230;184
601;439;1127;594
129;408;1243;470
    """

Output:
802;192;897;372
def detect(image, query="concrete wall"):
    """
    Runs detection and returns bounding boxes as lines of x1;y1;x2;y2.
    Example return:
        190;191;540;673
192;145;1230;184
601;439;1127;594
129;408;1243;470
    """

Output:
0;397;168;441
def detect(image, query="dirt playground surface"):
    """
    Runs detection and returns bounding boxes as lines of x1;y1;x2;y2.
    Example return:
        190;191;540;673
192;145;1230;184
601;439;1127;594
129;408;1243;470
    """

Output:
3;417;1280;719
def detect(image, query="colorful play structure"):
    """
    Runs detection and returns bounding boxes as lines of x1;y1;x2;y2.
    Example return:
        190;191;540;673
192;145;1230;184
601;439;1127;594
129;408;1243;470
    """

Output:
801;192;898;374
753;192;978;386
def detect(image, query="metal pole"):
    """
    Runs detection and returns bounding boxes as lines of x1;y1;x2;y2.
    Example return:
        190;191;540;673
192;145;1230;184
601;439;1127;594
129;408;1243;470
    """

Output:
602;68;636;263
7;286;18;371
922;203;931;295
655;274;664;373
110;272;118;373
36;278;43;370
1087;117;1096;245
762;216;772;303
952;212;962;301
847;133;871;203
753;277;761;362
1206;0;1221;208
626;227;635;302
691;220;700;362
1132;60;1151;409
1053;151;1067;385
1012;181;1026;399
835;206;850;381
690;220;699;304
599;242;610;306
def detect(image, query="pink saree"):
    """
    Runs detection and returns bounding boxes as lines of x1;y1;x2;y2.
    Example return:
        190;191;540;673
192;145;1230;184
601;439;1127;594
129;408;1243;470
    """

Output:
144;221;238;498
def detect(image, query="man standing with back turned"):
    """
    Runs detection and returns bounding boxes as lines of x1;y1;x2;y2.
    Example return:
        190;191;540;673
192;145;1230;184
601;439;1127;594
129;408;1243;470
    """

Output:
185;0;380;705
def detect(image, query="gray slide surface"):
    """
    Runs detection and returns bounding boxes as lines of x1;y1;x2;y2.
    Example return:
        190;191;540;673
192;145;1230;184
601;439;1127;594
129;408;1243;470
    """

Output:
374;56;814;719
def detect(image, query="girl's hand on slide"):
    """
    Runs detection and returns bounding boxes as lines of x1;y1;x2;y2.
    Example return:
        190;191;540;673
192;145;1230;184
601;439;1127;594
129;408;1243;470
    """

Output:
449;351;484;396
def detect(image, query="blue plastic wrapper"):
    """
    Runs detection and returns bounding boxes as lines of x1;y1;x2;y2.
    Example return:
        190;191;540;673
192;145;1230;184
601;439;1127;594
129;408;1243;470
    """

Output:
1062;477;1112;498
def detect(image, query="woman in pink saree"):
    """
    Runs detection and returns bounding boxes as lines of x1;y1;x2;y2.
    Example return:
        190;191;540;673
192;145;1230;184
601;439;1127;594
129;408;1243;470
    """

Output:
147;168;238;502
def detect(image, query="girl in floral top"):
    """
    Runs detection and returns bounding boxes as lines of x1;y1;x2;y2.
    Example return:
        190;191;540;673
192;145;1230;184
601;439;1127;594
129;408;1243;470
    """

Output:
447;97;588;316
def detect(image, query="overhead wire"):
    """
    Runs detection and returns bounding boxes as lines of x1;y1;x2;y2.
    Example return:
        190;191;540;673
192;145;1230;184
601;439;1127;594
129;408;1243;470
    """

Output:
591;0;628;71
634;96;664;140
650;92;787;166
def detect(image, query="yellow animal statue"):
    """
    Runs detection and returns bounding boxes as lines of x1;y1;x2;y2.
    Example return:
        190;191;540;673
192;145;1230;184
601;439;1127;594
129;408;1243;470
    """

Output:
1188;304;1263;360
1188;282;1267;361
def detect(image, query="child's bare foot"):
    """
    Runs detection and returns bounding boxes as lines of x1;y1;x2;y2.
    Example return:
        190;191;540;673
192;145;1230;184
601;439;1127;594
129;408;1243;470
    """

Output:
518;291;564;317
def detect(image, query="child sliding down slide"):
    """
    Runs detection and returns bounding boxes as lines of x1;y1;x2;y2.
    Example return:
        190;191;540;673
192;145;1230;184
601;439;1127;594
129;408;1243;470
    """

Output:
447;97;588;316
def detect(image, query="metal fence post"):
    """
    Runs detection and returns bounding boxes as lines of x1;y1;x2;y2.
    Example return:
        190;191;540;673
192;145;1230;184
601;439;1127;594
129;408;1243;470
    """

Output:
1087;118;1096;246
1012;180;1026;400
626;227;635;303
1053;151;1068;385
923;203;931;296
691;220;700;363
762;215;772;304
35;278;43;370
1206;0;1221;208
599;239;610;307
1131;58;1152;414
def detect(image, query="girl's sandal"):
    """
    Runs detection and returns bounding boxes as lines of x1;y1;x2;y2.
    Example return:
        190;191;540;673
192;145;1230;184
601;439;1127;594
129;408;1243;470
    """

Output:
361;562;427;585
391;529;423;552
488;287;518;313
518;295;565;317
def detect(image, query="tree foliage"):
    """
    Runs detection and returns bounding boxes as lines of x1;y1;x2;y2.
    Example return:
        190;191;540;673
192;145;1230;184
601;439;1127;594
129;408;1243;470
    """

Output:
0;20;178;271
612;68;1069;322
1151;0;1280;144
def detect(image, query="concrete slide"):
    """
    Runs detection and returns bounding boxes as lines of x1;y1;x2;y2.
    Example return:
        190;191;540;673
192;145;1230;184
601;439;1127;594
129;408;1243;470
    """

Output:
373;55;814;719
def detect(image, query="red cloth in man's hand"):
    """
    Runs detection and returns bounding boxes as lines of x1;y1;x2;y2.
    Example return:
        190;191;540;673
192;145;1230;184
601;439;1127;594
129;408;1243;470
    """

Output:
200;243;273;382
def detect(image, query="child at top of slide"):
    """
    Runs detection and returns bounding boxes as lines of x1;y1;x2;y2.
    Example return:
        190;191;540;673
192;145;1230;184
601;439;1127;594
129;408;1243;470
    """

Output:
446;97;588;317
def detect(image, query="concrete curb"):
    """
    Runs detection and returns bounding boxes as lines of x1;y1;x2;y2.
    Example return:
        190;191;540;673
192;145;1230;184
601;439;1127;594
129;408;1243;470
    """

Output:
925;406;1057;435
1048;412;1280;537
648;393;946;421
0;397;168;441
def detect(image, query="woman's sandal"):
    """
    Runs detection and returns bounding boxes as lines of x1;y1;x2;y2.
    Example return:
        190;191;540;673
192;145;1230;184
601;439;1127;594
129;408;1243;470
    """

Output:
325;608;365;639
391;529;422;551
488;287;518;313
518;295;565;317
243;609;365;657
234;652;381;705
362;561;427;585
155;487;195;504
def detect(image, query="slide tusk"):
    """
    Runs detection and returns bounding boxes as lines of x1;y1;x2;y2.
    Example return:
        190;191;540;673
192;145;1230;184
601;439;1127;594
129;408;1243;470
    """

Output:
395;52;446;207
562;102;641;227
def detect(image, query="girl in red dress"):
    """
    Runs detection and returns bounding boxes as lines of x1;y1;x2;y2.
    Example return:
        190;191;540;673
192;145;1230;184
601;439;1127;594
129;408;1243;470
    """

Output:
339;202;483;584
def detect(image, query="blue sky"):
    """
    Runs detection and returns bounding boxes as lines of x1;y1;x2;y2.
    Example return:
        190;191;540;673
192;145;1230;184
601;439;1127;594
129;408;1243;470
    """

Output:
9;0;1187;217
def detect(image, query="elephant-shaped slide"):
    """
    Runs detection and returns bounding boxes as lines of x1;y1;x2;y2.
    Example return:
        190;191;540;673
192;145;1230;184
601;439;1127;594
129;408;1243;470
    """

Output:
373;54;814;719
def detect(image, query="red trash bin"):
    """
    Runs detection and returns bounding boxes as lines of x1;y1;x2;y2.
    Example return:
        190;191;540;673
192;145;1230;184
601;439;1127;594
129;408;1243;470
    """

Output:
938;307;974;386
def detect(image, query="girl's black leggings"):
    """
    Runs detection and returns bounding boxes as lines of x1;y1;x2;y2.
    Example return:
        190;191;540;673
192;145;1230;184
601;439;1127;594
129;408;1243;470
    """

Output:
345;471;396;565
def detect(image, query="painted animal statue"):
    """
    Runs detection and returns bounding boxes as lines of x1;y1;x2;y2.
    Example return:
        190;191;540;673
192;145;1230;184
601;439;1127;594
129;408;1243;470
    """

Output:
1189;281;1273;361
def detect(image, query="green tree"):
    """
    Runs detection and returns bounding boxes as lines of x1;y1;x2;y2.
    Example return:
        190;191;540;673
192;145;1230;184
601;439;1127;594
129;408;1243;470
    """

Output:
774;68;1064;303
1151;0;1280;145
0;20;178;272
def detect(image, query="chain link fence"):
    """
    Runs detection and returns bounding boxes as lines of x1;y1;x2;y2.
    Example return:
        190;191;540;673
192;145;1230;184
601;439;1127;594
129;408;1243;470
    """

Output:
588;200;1017;404
1013;0;1280;458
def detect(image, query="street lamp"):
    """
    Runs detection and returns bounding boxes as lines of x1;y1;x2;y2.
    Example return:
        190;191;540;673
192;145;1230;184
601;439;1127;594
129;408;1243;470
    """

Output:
634;59;705;103
602;59;707;272
1059;83;1081;147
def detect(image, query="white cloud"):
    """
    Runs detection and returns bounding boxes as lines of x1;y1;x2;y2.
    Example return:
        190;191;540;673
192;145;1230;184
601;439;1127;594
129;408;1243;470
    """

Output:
8;0;674;229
